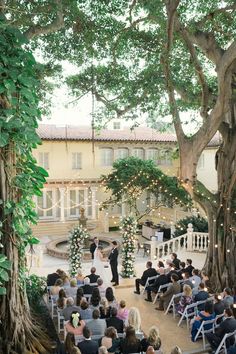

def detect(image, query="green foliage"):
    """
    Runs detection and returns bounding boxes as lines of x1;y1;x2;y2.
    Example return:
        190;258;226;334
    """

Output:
25;274;47;304
0;254;11;295
174;215;208;237
102;157;192;213
120;216;137;278
0;20;49;289
69;225;90;276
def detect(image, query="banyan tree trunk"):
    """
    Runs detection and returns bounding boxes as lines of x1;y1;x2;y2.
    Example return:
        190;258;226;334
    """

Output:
0;146;51;354
202;121;236;290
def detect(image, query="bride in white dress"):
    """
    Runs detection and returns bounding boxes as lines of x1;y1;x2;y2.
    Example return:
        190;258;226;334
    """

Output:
92;246;110;285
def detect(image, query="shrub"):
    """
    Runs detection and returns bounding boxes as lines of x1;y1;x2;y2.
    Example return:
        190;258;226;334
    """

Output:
174;215;208;237
26;274;47;304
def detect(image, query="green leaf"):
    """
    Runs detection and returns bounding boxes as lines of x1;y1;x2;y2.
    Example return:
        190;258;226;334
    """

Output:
0;260;11;270
0;287;6;295
28;237;40;245
37;166;49;177
0;132;9;147
0;268;9;281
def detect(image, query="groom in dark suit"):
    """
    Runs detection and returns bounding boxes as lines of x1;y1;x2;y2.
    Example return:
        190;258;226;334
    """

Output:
90;237;98;260
108;241;119;286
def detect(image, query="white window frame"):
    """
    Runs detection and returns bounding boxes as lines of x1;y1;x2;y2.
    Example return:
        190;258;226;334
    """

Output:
197;154;205;169
114;148;129;160
72;152;82;170
38;152;49;170
146;148;159;165
67;188;86;218
113;121;121;130
132;148;144;159
101;148;113;167
36;188;56;220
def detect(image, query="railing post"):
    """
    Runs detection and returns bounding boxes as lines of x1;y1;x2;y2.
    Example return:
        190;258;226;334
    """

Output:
187;223;193;251
150;239;157;260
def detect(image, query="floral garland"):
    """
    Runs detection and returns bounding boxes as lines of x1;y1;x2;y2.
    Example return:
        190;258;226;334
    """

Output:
69;225;90;276
120;216;137;278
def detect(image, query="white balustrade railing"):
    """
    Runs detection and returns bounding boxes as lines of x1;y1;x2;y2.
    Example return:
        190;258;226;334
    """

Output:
150;223;209;260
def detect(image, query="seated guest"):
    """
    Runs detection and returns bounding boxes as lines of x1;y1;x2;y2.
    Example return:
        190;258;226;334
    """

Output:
76;287;85;306
185;259;194;276
57;288;67;310
65;311;85;335
97;278;106;298
164;259;172;274
141;325;161;352
176;284;193;314
167;264;179;282
201;271;213;293
66;279;78;299
222;288;234;308
128;307;142;333
63;297;80;321
90;287;101;310
81;277;94;295
76;269;84;285
194;283;209;310
50;278;63;295
63;274;71;288
117;300;129;322
156;274;180;311
79;299;93;320
47;269;60;286
99;298;110;319
177;262;186;280
120;326;142;354
86;308;107;336
157;260;165;273
101;326;120;353
190;269;201;289
86;267;100;284
170;253;180;269
191;301;215;341
64;332;77;354
106;307;124;333
206;308;236;351
134;261;157;294
214;294;225;316
78;326;99;354
105;287;117;308
233;286;236;303
145;268;169;302
181;272;194;289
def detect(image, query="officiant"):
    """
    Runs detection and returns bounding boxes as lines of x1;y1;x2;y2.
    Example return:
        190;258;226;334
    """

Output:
90;237;98;260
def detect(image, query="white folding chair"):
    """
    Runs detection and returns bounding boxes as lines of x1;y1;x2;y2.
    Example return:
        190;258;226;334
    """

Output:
57;308;65;333
194;318;216;348
164;292;183;317
177;300;206;329
152;283;172;304
215;330;236;354
141;275;159;295
51;295;59;318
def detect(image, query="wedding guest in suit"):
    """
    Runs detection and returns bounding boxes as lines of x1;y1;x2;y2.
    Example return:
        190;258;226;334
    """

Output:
47;269;61;286
77;326;99;354
222;288;234;309
181;272;194;289
145;268;169;302
81;277;94;295
86;267;100;284
134;261;157;294
106;307;124;333
155;274;180;311
185;259;194;276
213;294;225;317
108;241;119;286
90;237;98;260
194;283;209;310
190;269;201;289
171;253;180;269
206;308;236;350
191;301;215;341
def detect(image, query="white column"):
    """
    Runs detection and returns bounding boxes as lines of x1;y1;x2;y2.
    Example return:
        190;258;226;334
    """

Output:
91;186;98;220
187;223;193;251
59;187;66;222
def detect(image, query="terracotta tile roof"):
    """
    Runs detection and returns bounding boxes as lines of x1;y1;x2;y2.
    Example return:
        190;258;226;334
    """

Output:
37;124;177;143
37;124;221;147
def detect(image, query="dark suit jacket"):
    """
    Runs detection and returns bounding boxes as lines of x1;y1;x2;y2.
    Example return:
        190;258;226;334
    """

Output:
106;316;124;333
78;339;99;354
47;272;60;286
81;284;95;295
86;274;100;284
194;290;209;310
108;247;118;264
140;267;158;286
172;258;180;269
215;317;236;341
152;274;169;292
185;265;194;276
90;242;97;259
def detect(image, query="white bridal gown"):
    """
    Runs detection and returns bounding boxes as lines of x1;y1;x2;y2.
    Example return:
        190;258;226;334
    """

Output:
92;247;110;285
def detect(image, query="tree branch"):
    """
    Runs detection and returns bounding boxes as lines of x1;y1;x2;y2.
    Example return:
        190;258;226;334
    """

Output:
0;0;6;14
23;0;64;40
176;20;210;119
193;4;236;29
